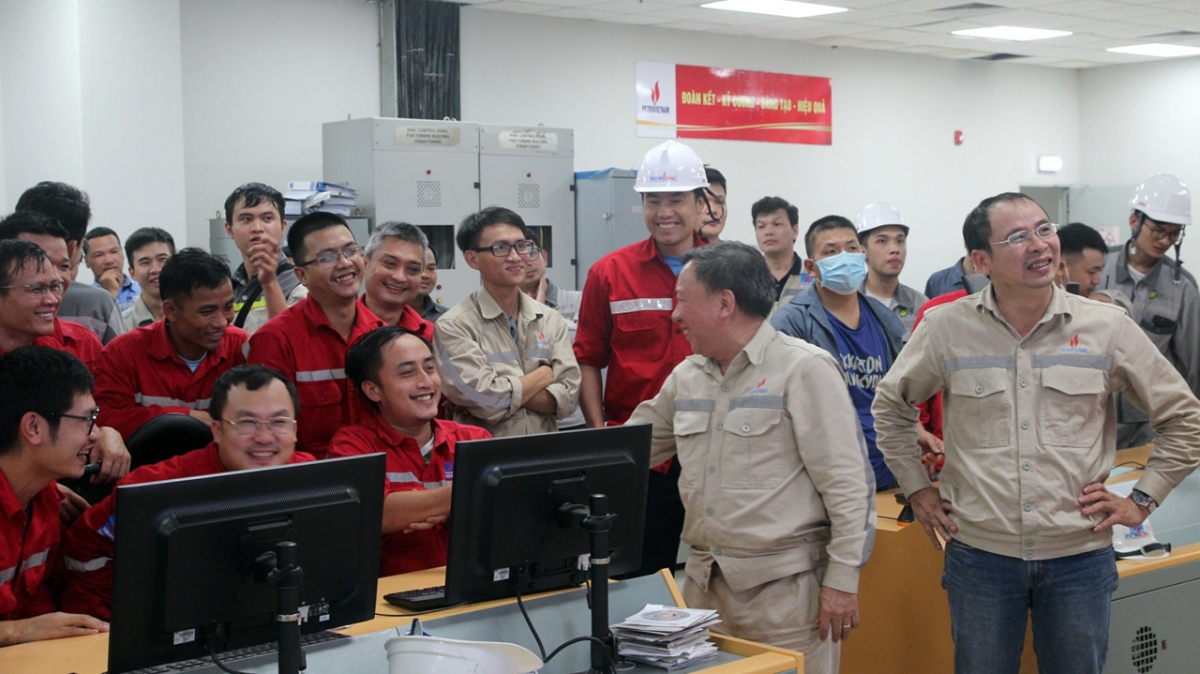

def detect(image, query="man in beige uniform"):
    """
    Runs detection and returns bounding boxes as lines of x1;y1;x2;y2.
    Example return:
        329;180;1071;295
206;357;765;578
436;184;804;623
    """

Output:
873;192;1200;674
435;207;580;437
627;241;875;674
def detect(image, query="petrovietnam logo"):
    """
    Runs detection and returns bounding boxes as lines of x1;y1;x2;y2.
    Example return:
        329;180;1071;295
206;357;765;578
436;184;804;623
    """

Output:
642;80;671;114
648;172;677;184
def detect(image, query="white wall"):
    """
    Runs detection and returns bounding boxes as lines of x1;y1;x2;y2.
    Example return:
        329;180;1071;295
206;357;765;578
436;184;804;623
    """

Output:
179;0;381;250
461;9;1081;289
1079;56;1200;264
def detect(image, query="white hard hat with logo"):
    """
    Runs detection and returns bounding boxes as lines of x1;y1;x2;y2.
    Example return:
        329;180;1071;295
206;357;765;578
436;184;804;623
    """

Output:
854;202;909;237
634;140;709;193
385;634;544;674
1131;173;1191;226
1112;520;1171;560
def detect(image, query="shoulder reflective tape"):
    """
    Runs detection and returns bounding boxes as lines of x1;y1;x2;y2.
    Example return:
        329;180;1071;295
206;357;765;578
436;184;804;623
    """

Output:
387;472;420;484
295;368;346;383
1031;354;1114;371
729;395;787;411
939;356;1017;373
672;399;716;413
610;298;673;314
63;555;112;573
5;548;52;581
423;480;448;489
0;565;14;584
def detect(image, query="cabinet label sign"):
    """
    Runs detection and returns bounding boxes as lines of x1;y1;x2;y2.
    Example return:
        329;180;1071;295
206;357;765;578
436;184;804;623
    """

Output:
636;61;832;145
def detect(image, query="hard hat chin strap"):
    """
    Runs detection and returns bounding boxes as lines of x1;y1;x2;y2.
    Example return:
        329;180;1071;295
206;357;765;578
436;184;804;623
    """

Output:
698;189;720;242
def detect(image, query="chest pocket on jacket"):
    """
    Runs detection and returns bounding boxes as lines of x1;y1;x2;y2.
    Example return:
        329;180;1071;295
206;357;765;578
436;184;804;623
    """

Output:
947;369;1011;449
673;409;710;488
296;378;343;409
613;311;669;363
1038;366;1108;448
721;408;788;490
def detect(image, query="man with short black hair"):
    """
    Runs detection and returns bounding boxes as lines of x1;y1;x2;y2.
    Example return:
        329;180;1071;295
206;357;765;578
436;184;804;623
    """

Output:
62;365;313;620
434;207;579;437
772;215;907;491
121;228;175;328
628;241;873;673
700;167;728;242
0;346;109;646
876;191;1200;674
247;212;385;459
360;221;435;340
223;183;308;334
15;182;125;343
752;196;807;313
410;246;448;322
856;203;927;340
94;249;247;441
82;227;139;312
333;327;491;576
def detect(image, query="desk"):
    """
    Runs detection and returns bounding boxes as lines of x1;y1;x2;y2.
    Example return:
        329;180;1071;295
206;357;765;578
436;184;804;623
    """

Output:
841;445;1200;674
0;569;800;674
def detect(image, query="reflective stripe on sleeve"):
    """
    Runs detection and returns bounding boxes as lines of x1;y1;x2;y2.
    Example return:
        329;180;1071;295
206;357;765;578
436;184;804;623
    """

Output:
296;368;347;382
610;298;673;314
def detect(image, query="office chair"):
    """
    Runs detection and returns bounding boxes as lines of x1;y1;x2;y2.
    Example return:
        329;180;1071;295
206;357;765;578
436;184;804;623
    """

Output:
126;413;214;470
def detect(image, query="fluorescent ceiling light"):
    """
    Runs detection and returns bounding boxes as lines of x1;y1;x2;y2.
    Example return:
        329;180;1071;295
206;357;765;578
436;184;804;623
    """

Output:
951;26;1071;41
701;0;847;19
1108;43;1200;58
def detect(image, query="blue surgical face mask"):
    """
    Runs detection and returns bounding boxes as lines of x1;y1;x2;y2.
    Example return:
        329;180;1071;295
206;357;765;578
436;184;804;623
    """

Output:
816;251;867;295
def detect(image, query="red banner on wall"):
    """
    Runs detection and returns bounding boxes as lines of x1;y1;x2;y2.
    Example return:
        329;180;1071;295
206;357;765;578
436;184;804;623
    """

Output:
636;61;832;145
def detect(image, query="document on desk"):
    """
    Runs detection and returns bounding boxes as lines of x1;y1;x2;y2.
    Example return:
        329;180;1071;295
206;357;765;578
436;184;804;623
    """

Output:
612;604;721;670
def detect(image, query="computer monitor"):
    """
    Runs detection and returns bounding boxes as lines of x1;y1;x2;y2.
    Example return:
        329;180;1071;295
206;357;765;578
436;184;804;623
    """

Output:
107;454;385;674
444;424;651;605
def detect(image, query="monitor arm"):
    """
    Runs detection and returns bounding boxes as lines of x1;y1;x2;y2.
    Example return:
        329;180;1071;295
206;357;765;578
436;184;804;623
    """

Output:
559;494;617;674
255;541;306;674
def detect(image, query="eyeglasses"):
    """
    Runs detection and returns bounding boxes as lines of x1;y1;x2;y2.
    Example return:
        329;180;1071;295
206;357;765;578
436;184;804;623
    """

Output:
471;241;539;258
297;246;363;269
991;222;1059;248
51;407;100;435
219;417;298;436
1144;222;1184;243
0;281;67;298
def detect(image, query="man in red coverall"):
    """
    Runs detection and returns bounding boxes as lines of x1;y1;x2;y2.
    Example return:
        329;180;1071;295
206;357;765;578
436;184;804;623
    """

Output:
247;212;385;459
61;365;313;620
0;346;109;645
94;248;247;441
574;140;717;577
332;326;490;576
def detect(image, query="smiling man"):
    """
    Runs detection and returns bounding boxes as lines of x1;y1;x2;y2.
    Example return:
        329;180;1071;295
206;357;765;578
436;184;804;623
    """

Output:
874;192;1200;674
94;248;247;441
360;221;435;341
627;241;873;674
247;212;385;459
333;326;491;576
61;365;314;620
434;207;579;437
120;227;175;328
1096;174;1200;448
0;346;109;646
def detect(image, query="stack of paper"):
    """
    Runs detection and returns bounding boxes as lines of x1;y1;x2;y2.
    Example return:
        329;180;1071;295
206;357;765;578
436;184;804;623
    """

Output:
611;604;721;671
284;181;359;217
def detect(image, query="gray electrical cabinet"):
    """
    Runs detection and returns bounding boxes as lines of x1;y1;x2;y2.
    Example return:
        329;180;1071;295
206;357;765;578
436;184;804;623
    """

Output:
479;124;575;295
574;169;645;289
322;118;577;313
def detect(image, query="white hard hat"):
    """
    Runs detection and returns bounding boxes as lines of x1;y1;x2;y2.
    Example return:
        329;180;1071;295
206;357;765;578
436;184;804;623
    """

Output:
1112;520;1171;560
854;202;909;236
385;635;543;674
634;141;709;193
1131;173;1191;226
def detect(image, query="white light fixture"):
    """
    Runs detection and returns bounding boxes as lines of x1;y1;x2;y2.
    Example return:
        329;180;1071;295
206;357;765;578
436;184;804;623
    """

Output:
1108;43;1200;58
951;26;1072;41
701;0;847;19
1038;156;1063;173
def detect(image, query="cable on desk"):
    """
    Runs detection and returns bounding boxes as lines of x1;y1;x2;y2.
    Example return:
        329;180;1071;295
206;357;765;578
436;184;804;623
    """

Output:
512;568;617;673
207;642;253;674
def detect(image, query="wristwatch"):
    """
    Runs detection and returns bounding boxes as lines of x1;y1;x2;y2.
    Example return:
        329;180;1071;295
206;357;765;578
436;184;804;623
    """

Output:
1131;489;1158;514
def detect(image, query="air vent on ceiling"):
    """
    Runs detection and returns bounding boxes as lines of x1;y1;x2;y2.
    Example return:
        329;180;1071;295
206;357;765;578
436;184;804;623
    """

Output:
975;53;1029;60
934;2;1007;11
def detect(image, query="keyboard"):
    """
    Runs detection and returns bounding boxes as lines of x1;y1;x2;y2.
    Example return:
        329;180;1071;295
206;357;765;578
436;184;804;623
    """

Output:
384;585;448;611
125;630;349;673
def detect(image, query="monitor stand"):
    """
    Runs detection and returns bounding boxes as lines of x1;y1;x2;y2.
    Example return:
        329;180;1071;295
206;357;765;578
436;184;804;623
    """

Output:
560;493;618;674
256;541;306;674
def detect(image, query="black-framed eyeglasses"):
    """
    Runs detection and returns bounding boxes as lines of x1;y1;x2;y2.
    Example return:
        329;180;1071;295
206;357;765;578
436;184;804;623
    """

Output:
1144;221;1184;243
471;241;539;258
297;246;363;269
991;222;1059;248
0;281;67;298
218;417;298;436
50;407;100;435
